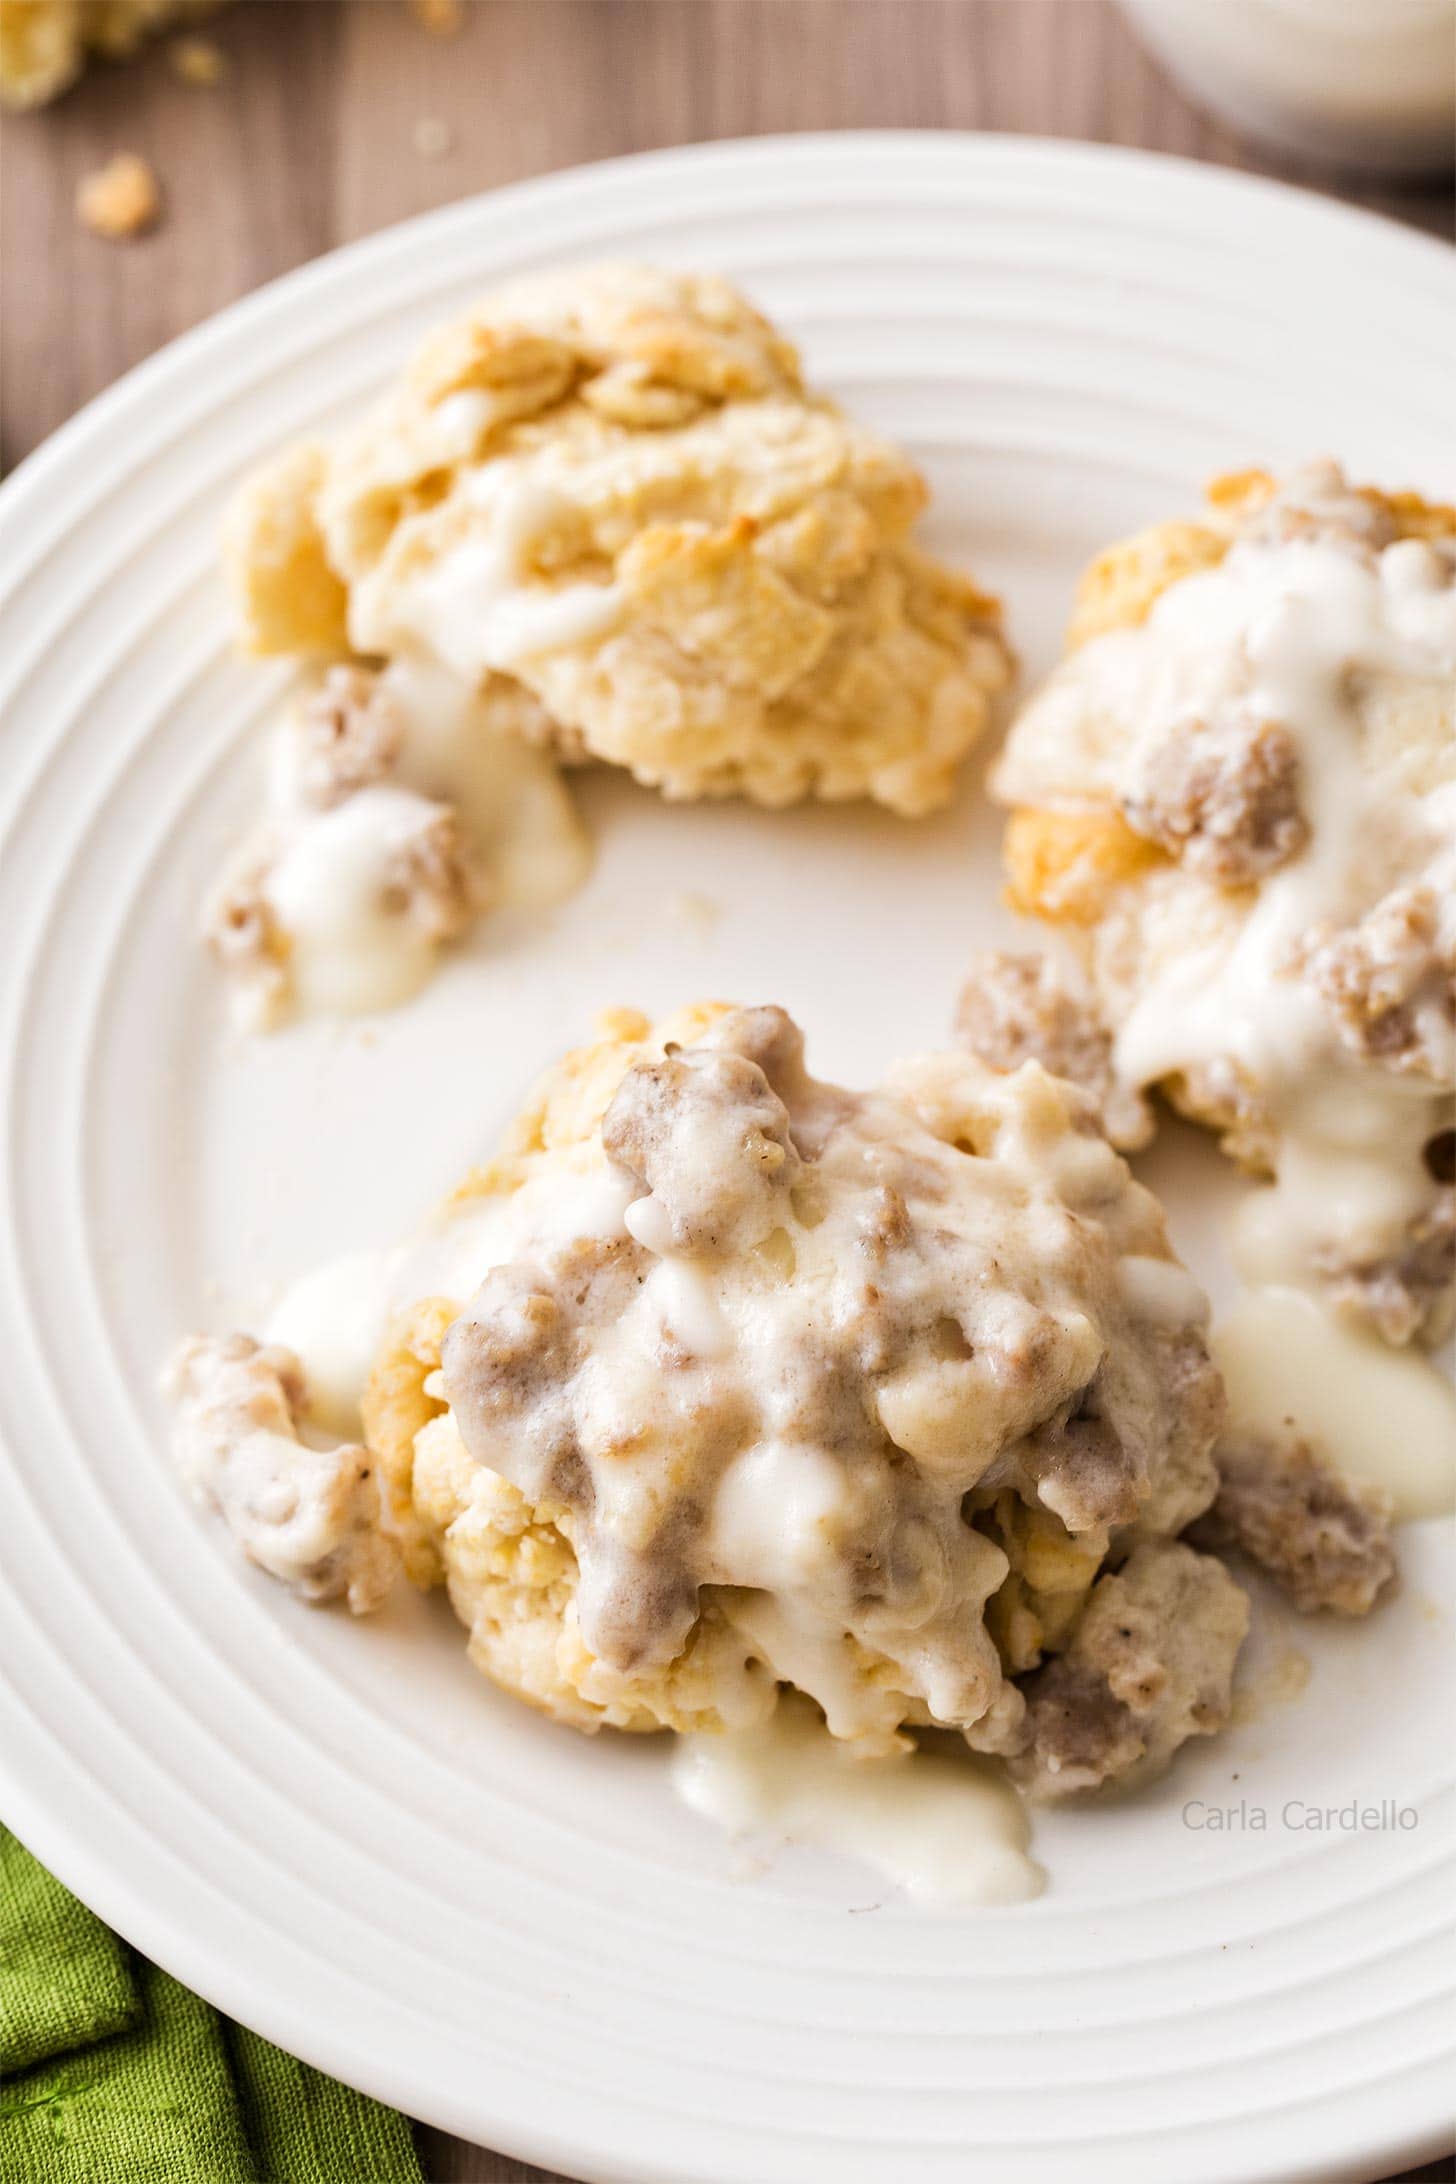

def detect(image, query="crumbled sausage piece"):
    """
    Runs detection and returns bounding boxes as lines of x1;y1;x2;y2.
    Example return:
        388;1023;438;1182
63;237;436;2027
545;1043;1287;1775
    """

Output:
699;1001;809;1102
1005;1657;1145;1796
441;1239;706;1671
602;1043;800;1255
77;153;161;241
290;665;405;810
955;950;1153;1149
204;866;290;1022
1191;1430;1396;1616
1021;1375;1143;1533
381;809;475;942
443;1239;644;1482
1017;1328;1225;1545
1317;1188;1456;1348
1119;711;1307;885
1297;885;1456;1079
165;1334;399;1612
1010;1540;1249;1800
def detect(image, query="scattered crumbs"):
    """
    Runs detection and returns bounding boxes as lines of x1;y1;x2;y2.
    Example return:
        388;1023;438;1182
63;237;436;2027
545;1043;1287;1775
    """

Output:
1231;1647;1311;1727
77;153;161;240
169;34;227;87
412;115;454;159
672;890;722;938
409;0;464;34
1270;1648;1312;1707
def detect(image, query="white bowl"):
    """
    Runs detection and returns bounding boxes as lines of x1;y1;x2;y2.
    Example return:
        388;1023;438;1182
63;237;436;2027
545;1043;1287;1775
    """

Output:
1119;0;1456;175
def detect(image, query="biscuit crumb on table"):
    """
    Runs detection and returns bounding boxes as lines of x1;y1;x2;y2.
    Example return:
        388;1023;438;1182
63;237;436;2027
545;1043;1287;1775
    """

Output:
76;151;161;240
409;0;464;34
169;32;225;86
0;0;219;107
412;114;454;158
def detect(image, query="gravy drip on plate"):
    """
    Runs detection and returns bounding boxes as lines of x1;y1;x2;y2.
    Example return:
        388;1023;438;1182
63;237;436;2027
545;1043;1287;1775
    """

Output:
1212;1284;1456;1521
671;1693;1043;1907
211;655;588;1023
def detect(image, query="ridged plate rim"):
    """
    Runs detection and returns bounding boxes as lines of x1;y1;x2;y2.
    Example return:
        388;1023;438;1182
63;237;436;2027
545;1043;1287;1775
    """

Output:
0;133;1451;2184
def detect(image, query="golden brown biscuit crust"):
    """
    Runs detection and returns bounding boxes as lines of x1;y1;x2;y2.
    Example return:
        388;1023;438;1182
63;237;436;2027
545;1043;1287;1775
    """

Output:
225;265;1010;815
1;0;216;106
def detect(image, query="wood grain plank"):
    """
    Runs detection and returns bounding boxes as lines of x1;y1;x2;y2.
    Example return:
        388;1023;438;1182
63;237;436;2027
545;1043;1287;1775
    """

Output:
414;2134;559;2184
0;0;343;468
3;0;1450;465
1;7;1449;2181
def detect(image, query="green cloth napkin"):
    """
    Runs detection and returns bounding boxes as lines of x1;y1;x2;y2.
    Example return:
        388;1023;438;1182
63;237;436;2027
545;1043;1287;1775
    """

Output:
0;1827;425;2184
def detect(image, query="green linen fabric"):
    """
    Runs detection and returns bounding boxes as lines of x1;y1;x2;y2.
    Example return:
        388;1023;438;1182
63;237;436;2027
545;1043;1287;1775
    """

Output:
0;1826;425;2184
227;2024;426;2184
0;1829;137;2075
1;1958;256;2184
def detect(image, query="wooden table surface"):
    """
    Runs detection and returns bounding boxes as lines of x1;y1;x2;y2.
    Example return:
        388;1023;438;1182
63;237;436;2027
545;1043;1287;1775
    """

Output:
2;4;1452;2179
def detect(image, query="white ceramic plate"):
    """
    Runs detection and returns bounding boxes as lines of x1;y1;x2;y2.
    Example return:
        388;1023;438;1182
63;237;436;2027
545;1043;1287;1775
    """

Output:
0;136;1451;2184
